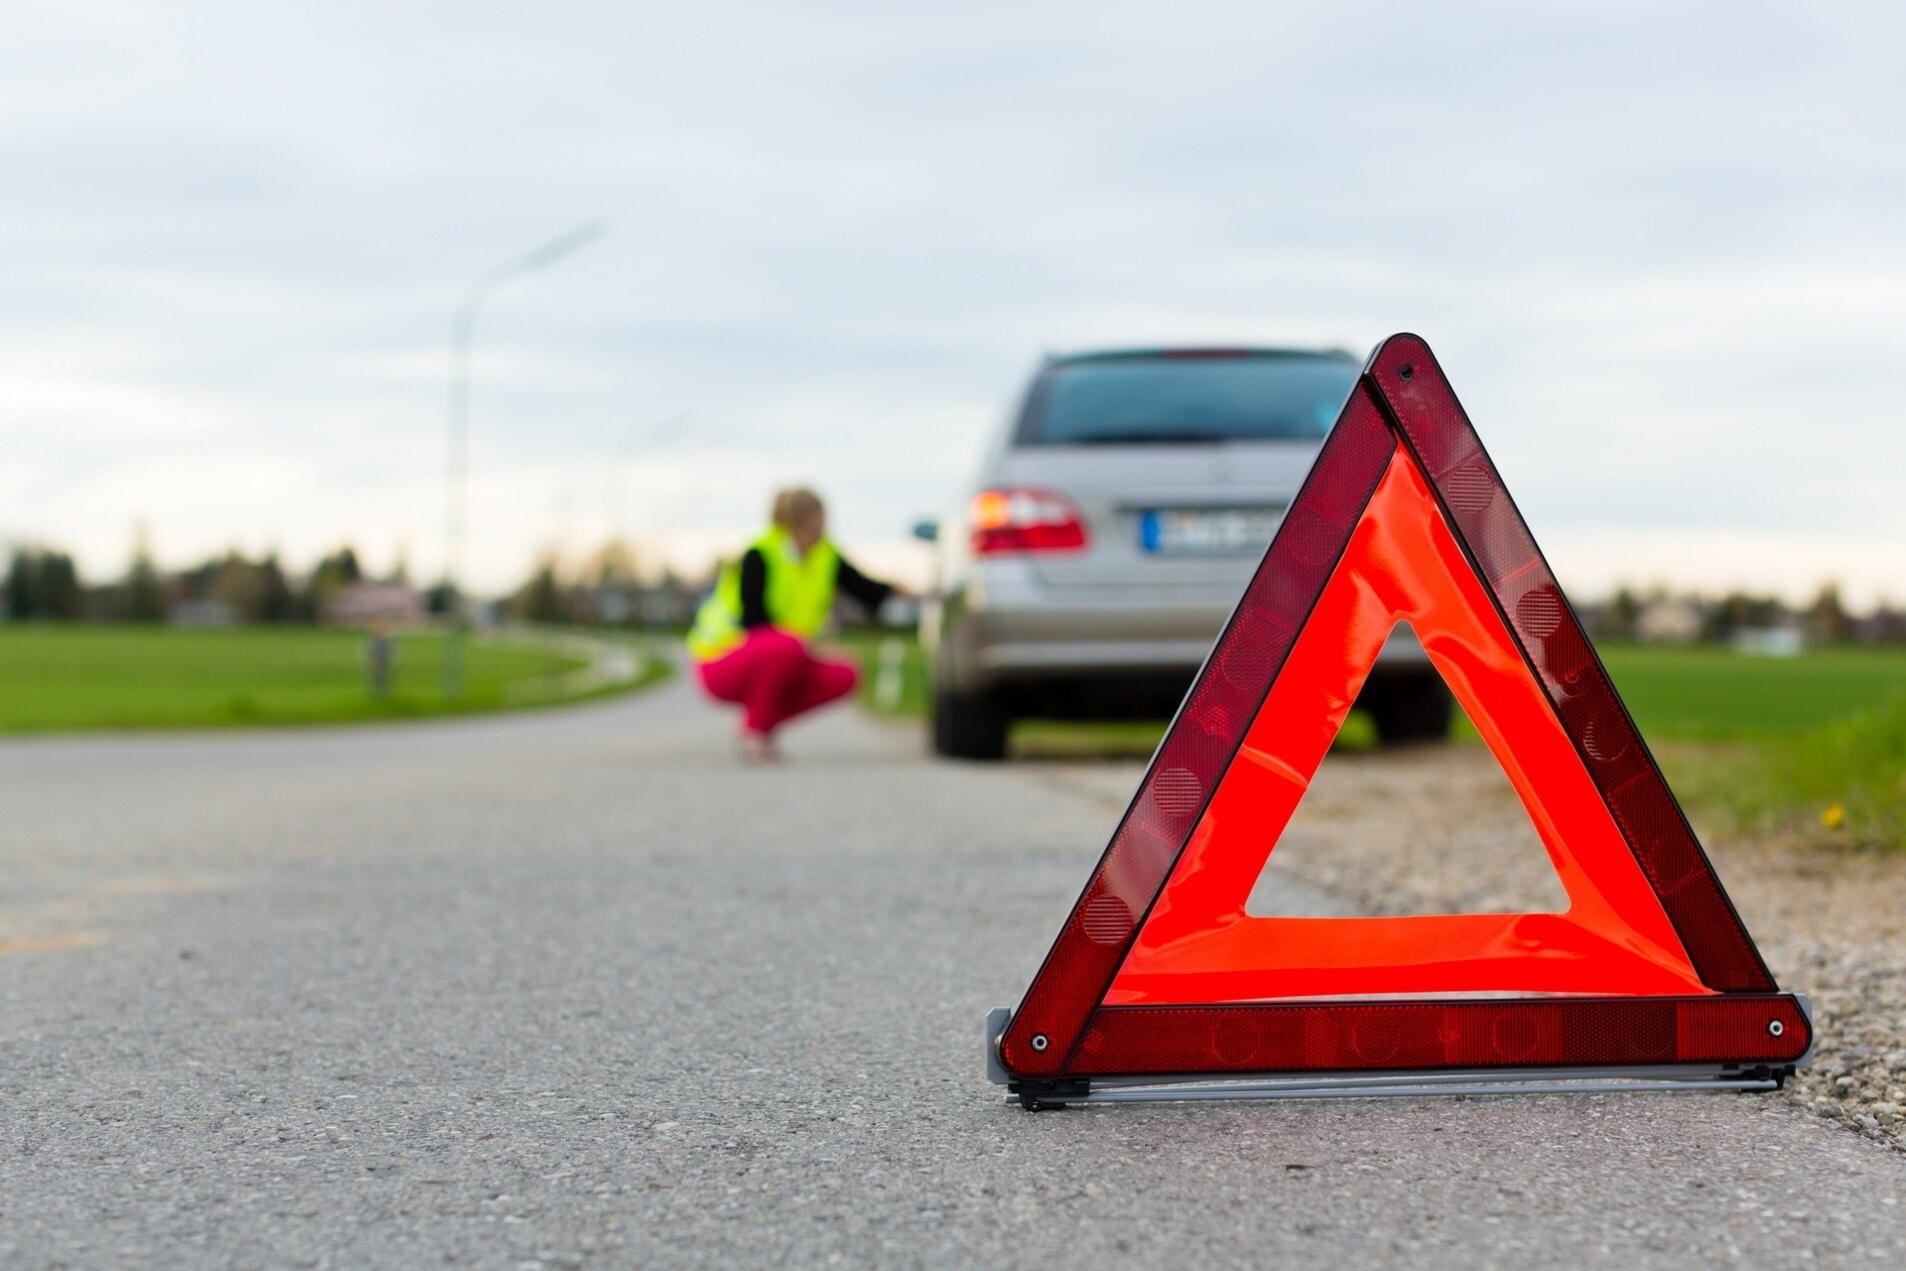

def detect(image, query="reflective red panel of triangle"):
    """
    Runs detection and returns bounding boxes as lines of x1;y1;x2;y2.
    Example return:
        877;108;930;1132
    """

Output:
998;334;1807;1083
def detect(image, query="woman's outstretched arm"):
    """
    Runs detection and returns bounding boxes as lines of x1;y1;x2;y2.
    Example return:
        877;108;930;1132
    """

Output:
835;556;893;615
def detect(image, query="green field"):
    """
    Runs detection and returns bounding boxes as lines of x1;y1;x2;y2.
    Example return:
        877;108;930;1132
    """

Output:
0;626;667;731
840;630;1906;846
1593;645;1906;738
1537;646;1906;849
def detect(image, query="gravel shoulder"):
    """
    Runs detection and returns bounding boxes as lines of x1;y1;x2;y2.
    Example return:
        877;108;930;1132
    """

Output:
1046;741;1906;1149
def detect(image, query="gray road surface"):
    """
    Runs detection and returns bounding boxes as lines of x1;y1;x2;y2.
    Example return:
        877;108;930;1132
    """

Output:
3;678;1904;1268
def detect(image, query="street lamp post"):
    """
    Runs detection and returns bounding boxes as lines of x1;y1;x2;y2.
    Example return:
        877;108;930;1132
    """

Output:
442;220;604;700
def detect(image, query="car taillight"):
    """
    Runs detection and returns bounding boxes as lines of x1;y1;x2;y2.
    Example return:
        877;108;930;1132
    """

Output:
970;487;1089;555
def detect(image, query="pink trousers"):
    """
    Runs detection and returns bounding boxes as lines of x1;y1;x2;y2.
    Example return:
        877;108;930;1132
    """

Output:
695;628;860;737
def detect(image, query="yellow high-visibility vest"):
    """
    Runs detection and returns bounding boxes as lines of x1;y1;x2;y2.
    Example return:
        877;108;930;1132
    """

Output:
687;526;841;661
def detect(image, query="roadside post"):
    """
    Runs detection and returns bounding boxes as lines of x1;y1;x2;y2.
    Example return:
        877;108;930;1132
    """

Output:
875;637;907;713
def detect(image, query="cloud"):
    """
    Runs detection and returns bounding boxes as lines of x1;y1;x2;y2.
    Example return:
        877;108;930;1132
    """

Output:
2;0;1902;599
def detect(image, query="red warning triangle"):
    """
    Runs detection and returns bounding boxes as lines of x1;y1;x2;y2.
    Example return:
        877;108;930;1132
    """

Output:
997;335;1807;1096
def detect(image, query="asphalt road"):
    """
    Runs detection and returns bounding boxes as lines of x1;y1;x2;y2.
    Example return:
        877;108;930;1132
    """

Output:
3;677;1904;1268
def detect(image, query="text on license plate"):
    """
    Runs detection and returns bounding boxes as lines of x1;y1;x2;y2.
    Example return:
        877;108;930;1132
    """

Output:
1138;508;1282;555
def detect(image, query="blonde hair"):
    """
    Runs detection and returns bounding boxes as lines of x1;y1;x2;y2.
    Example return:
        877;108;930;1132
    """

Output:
770;486;825;532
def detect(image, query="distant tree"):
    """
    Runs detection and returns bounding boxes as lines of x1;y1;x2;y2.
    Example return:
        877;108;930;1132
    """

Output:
3;548;83;620
257;553;298;623
527;566;565;624
424;579;457;617
509;558;569;625
1701;590;1787;643
4;549;35;619
304;546;365;621
1706;596;1740;642
42;553;80;618
126;529;167;623
590;539;639;586
212;552;266;621
1805;582;1853;646
1604;587;1640;642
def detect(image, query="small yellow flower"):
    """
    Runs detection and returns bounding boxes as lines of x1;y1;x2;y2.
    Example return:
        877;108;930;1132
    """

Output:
1820;803;1846;830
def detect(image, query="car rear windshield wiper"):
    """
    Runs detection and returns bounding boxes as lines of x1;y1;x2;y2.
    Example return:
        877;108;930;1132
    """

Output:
1064;427;1231;445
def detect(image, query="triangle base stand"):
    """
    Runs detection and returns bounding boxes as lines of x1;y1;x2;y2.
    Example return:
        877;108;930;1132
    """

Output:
985;1004;1809;1110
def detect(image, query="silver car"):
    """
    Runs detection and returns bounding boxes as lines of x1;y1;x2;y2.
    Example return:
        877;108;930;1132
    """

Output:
920;346;1448;759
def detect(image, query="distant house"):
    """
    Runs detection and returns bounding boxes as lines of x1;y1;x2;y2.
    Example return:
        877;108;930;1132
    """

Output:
322;582;428;627
168;597;238;628
638;582;699;628
1854;606;1906;646
1730;625;1805;657
589;587;636;626
1636;597;1702;644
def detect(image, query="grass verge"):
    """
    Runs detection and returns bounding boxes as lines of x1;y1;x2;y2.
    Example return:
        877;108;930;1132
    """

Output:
840;629;1906;841
1591;644;1906;850
1676;698;1906;851
0;625;669;732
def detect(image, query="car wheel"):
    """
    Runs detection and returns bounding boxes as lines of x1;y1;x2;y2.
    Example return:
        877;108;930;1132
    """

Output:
1365;674;1453;745
931;686;1011;761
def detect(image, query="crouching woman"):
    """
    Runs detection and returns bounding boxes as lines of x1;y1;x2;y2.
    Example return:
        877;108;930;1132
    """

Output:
687;487;900;761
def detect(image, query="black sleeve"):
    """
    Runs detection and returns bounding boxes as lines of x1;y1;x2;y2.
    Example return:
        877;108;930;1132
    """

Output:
835;556;893;615
737;548;771;628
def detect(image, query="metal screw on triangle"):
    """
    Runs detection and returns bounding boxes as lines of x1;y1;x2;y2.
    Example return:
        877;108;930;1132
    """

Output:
1769;1020;1785;1037
1030;1034;1049;1052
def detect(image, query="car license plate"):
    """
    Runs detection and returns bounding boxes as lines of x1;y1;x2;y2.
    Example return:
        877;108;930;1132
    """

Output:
1139;508;1281;555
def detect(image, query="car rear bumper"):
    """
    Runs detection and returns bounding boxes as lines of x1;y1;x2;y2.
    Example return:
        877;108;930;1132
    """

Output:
933;560;1431;694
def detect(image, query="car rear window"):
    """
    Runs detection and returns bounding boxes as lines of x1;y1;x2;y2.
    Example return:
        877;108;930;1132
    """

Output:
1016;354;1360;446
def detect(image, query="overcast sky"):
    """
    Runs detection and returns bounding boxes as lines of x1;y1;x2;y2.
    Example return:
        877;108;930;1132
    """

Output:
5;1;1904;601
